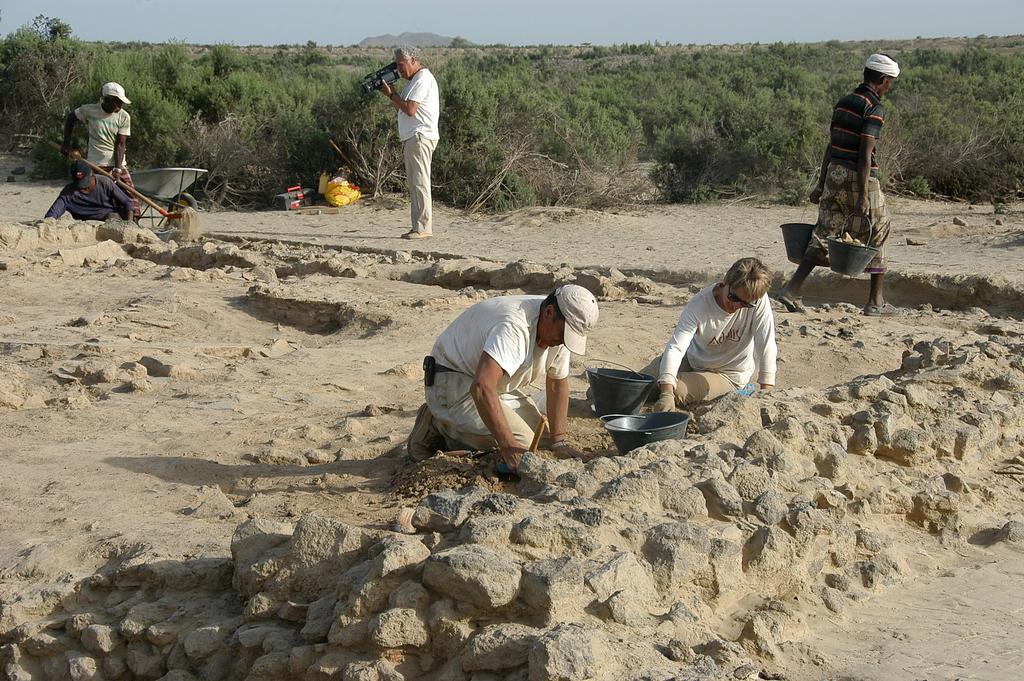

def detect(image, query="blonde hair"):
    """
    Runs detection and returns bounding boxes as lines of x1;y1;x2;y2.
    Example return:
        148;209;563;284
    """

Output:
724;257;772;300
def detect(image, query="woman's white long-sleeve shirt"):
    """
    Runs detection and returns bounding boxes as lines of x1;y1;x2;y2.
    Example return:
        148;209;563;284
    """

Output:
658;284;778;388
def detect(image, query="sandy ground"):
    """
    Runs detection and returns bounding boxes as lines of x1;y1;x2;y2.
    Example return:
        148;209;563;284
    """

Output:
2;158;1023;680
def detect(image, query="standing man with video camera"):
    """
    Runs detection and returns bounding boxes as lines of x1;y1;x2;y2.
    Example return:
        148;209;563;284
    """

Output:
380;46;440;240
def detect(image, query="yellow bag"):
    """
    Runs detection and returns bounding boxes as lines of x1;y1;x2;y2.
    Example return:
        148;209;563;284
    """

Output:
325;180;361;207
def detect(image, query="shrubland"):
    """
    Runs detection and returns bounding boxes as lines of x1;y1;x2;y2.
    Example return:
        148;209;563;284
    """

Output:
2;16;1023;209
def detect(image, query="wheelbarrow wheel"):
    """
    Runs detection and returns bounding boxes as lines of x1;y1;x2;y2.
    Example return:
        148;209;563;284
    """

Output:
170;192;199;211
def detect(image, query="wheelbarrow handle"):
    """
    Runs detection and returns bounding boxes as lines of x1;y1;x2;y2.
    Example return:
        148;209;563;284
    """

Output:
48;141;176;218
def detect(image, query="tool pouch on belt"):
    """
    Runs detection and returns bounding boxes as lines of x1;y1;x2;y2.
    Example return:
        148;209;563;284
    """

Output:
423;356;436;387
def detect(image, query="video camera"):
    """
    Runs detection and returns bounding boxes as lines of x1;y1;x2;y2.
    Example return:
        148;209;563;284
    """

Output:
361;62;400;94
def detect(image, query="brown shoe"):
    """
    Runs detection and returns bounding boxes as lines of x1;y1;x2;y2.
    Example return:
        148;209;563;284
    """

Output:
402;230;432;240
407;403;445;460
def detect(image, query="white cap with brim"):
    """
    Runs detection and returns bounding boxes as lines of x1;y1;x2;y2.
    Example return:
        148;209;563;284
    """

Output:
555;284;599;355
101;82;131;104
865;54;900;78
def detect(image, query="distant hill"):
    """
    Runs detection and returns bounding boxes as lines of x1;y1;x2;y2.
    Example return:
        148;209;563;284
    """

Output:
358;32;473;48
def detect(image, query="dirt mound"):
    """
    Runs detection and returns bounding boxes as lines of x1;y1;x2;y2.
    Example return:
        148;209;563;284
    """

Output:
390;452;508;499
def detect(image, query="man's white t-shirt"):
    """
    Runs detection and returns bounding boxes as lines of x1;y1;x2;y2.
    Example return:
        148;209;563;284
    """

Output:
398;68;440;142
431;295;570;394
74;103;131;167
659;284;778;388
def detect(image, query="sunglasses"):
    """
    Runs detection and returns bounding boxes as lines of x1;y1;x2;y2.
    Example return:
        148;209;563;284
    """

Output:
727;289;755;308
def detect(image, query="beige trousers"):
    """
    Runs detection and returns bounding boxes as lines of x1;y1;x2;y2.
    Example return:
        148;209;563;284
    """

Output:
403;134;437;234
425;371;545;451
641;354;736;407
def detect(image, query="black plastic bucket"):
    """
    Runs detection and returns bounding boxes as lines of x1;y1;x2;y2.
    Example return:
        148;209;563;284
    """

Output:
603;411;690;455
827;237;879;276
780;223;815;264
586;368;655;417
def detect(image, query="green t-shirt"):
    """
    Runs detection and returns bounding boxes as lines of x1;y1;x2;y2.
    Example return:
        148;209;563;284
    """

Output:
75;103;131;166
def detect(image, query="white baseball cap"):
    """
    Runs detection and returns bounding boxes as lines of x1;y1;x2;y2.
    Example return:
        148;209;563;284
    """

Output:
555;284;599;355
101;82;131;104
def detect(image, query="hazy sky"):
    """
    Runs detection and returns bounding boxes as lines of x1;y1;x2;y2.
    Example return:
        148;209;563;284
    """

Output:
2;0;1021;46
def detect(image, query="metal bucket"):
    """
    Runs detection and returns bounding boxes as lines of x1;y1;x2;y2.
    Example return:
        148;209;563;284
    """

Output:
780;223;815;264
586;368;655;417
603;411;690;455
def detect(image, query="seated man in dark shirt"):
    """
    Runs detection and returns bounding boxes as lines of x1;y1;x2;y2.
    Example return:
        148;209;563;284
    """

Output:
45;160;134;222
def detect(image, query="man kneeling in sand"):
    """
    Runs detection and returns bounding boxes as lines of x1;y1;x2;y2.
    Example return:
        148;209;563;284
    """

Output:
645;258;777;411
45;160;134;222
408;285;599;470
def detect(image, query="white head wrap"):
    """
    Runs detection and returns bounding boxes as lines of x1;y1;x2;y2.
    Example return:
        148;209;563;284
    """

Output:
865;54;900;78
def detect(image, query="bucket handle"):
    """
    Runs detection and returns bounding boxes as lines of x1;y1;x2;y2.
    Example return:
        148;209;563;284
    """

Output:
839;216;873;246
589;357;648;379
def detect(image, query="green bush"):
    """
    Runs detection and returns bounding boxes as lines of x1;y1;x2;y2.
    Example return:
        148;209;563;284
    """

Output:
905;176;934;199
3;21;1024;209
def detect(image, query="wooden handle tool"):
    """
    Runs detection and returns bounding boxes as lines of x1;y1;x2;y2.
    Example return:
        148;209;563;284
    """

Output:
529;417;548;453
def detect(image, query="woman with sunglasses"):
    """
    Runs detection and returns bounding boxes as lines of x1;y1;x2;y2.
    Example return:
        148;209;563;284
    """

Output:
648;257;778;411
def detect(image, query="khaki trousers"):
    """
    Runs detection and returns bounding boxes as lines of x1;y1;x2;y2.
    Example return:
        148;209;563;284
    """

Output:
425;371;545;451
403;134;437;234
641;355;736;407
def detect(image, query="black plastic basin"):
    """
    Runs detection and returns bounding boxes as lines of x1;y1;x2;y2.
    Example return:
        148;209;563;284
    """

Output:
602;411;690;455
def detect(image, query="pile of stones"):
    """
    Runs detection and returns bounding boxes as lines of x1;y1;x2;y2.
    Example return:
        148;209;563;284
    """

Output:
2;334;1023;681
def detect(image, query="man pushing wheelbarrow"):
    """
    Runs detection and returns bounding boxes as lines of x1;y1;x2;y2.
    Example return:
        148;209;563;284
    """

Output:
776;54;901;317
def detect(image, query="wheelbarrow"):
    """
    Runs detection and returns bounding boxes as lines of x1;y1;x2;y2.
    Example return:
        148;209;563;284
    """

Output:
131;167;207;231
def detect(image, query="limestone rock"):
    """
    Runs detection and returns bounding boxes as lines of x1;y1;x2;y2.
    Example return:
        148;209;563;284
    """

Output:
742;429;785;458
138;355;196;380
300;595;336;641
528;624;610;681
389;581;431;611
510;512;601;557
67;653;99;681
412;487;489;532
815;444;849;484
58;240;126;266
727;464;773;502
183;624;232;660
491;260;560;291
423;545;521;609
231;518;295;596
593;470;662;511
875;427;931;465
520;557;587;624
696;394;763;439
994;520;1024;544
743;527;796;577
462;623;540;672
642;522;711;590
584;552;656;604
369;608;429;648
81;624;121;654
95;222;161;244
820;586;845;614
700;474;744;518
752;490;787;526
367;535;431;580
660;485;708;519
185;486;236;519
120;602;177;641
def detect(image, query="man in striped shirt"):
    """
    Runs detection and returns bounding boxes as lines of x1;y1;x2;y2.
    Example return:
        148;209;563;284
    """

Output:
777;54;900;316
